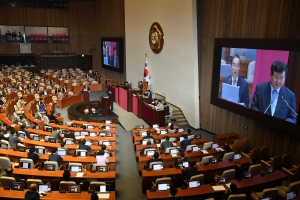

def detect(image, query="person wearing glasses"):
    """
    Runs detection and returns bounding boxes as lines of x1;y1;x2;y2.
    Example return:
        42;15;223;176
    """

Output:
251;61;297;124
222;54;249;107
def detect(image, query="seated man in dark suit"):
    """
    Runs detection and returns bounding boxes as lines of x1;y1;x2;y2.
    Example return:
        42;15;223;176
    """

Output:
78;139;91;151
0;131;8;141
163;186;181;200
181;161;198;181
161;136;173;152
27;147;39;165
184;129;193;136
4;168;23;182
140;140;153;156
145;152;163;169
25;183;40;200
49;147;63;166
222;183;239;200
164;103;170;117
140;131;155;144
180;135;191;151
64;129;75;140
174;152;189;168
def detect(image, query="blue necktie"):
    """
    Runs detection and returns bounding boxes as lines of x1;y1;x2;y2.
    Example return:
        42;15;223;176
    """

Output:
271;90;278;116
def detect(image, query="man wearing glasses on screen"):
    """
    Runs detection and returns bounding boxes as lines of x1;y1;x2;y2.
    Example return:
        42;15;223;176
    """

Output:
251;61;297;124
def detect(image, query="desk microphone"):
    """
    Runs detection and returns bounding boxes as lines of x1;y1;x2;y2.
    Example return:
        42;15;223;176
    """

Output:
264;100;273;114
282;97;298;117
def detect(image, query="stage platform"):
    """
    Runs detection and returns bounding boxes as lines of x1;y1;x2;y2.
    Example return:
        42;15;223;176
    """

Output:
67;101;119;123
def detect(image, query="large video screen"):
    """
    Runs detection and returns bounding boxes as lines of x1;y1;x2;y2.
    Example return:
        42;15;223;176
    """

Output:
211;39;300;134
101;37;124;73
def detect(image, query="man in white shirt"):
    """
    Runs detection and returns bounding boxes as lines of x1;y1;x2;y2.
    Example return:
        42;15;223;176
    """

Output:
96;150;108;164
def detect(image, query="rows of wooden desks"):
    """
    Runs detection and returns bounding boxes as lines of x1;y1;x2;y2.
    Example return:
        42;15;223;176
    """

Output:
0;188;115;200
146;170;287;200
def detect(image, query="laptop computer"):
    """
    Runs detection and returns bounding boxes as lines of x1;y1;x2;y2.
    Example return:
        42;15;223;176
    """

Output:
137;125;144;129
20;162;31;169
217;176;228;184
160;130;167;134
146;150;155;156
96;184;110;199
68;185;81;193
90;132;97;137
209;157;219;164
17;146;26;152
70;166;82;172
105;120;112;124
1;143;8;149
48;138;56;143
189;180;200;188
265;166;274;174
182;161;189;168
36;148;45;154
57;149;67;156
152;124;159;128
212;143;219;148
96;166;108;172
33;136;40;141
153;163;164;171
157;183;170;191
234;153;242;160
261;196;272;200
38;184;52;193
192;146;199;152
44;164;55;171
11;182;25;191
178;128;184;132
243;171;253;180
286;190;297;200
74;131;80;136
140;131;147;136
87;125;94;129
221;83;239;103
170;149;178;155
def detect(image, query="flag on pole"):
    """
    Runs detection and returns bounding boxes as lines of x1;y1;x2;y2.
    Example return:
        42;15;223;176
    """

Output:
144;54;150;85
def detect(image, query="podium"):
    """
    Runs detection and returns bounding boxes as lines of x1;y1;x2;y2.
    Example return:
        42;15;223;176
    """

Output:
101;96;110;110
82;91;89;103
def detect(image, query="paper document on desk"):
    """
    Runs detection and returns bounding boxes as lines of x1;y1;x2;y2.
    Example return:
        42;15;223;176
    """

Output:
76;173;84;177
156;144;161;148
97;193;110;199
75;136;84;140
216;148;224;151
201;150;209;154
221;83;239;103
212;185;226;191
171;154;177;157
226;183;231;188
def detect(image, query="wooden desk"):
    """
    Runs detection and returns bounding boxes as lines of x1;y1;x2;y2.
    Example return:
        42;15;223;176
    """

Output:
0;113;21;131
133;132;189;144
70;120;117;128
213;132;239;146
49;124;117;133
142;103;165;127
0;189;116;200
57;94;83;108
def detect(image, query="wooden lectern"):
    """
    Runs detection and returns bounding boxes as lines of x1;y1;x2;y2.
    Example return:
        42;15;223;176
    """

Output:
83;91;89;103
101;96;110;110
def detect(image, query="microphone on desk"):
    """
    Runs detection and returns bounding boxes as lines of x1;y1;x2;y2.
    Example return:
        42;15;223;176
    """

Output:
264;100;273;114
282;96;298;117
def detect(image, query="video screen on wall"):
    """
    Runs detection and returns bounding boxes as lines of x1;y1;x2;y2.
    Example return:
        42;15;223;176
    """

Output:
101;37;124;73
211;39;300;134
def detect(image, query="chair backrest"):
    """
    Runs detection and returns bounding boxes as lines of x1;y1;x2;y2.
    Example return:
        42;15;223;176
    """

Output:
248;164;261;176
0;176;16;188
59;181;76;190
281;153;292;169
89;181;106;191
240;138;250;153
201;155;214;164
76;149;88;156
0;157;11;169
44;161;59;171
186;145;198;152
228;194;247;200
259;146;269;161
247;61;256;82
223;152;235;161
169;137;177;142
231;139;243;153
43;116;49;125
165;147;177;154
1;139;10;148
190;174;204;184
260;188;278;199
202;142;213;150
187;135;195;140
271;155;282;170
250;148;260;159
222;169;236;180
26;179;43;189
20;158;34;169
286;180;300;193
149;161;163;169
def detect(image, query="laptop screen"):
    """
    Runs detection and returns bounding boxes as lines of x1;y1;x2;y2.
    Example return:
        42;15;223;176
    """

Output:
153;164;163;170
140;131;147;136
234;154;241;160
217;176;228;184
65;139;73;145
157;183;169;191
137;125;144;129
79;151;88;157
36;148;45;154
21;162;31;169
46;127;52;132
209;158;219;164
39;184;51;193
189;181;200;188
96;166;108;172
70;166;82;172
11;182;25;191
261;196;272;200
142;140;148;145
178;128;184;132
68;185;81;193
36;126;40;130
1;143;8;149
57;149;66;156
74;131;80;136
212;143;219;148
48;138;56;143
168;122;172;126
152;124;159;128
105;120;111;124
17;146;26;152
286;190;296;200
44;164;55;171
105;126;111;130
170;149;178;155
97;184;110;193
179;137;184;142
182;161;189;168
243;171;253;180
103;141;111;146
192;146;199;152
85;140;92;146
266;166;274;174
90;132;96;137
87;125;94;129
146;150;155;156
33;136;40;141
160;130;167;134
19;133;25;139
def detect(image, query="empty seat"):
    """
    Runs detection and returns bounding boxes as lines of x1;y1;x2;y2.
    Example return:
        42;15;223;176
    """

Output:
250;187;278;200
200;156;214;164
44;161;59;171
89;181;106;191
202;142;213;150
26;179;43;189
59;181;76;190
0;176;16;189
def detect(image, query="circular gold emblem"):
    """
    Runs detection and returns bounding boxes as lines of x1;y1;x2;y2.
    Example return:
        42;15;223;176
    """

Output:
149;22;164;54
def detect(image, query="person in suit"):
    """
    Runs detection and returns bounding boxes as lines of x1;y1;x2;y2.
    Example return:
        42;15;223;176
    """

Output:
181;161;198;181
83;84;90;92
4;168;23;182
107;90;114;110
180;135;191;151
222;54;249;107
164;103;170;116
140;131;155;144
111;46;119;68
251;61;297;124
143;90;152;99
138;81;143;90
104;45;111;65
78;139;91;151
49;147;63;166
161;136;173;152
57;90;64;99
222;183;239;200
28;147;39;165
155;100;164;111
9;130;20;147
40;89;47;96
163;186;181;200
140;140;153;156
145;152;163;169
24;183;40;200
64;129;75;140
61;85;67;92
174;152;189;168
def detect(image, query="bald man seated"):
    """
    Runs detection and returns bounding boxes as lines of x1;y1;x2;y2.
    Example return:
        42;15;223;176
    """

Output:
25;183;40;200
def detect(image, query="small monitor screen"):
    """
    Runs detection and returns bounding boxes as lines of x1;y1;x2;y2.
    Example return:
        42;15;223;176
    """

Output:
189;181;200;188
168;122;172;126
96;166;108;172
90;132;96;137
97;184;110;193
19;133;25;139
65;139;73;145
79;151;88;157
212;143;219;148
142;140;148;145
103;141;111;146
243;171;253;180
160;130;167;134
209;158;219;164
261;197;272;200
170;149;178;155
85;140;92;146
46;127;52;132
105;126;111;130
157;183;169;191
137;125;144;129
234;154;241;160
21;162;31;169
44;164;55;171
33;136;40;141
217;176;228;184
182;161;189;168
11;182;25;191
153;164;163;171
74;131;80;136
192;146;199;152
105;120;111;124
140;131;147;136
146;150;155;156
179;137;184;142
36;126;40;130
48;138;56;143
106;133;112;137
57;149;66;156
286;190;296;200
68;185;81;193
152;124;159;128
36;148;45;154
70;166;82;172
39;184;51;193
1;143;8;149
266;166;274;174
87;125;94;129
178;128;184;132
17;146;26;152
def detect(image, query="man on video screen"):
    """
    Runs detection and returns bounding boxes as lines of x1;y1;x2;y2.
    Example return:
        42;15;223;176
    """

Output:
251;61;297;124
111;46;119;68
222;54;249;107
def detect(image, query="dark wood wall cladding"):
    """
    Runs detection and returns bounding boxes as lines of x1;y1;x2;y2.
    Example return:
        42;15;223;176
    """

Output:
0;0;125;84
197;0;300;164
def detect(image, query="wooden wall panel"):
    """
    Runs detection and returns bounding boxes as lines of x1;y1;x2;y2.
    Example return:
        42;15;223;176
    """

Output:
0;0;125;84
198;0;300;164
